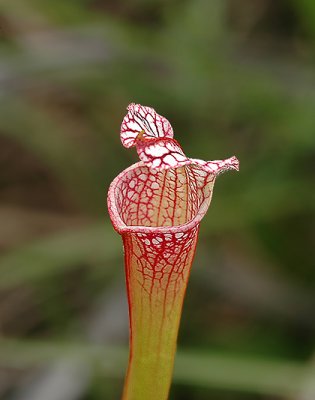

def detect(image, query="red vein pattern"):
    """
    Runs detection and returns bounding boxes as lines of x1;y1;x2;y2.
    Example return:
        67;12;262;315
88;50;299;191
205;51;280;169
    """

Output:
120;103;239;173
121;225;199;399
108;162;215;400
107;103;239;400
111;164;214;228
136;138;191;170
110;162;215;302
120;103;173;148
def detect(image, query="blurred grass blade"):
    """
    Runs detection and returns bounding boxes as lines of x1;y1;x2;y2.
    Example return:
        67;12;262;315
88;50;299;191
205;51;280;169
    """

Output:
0;338;308;397
174;350;305;397
0;98;105;213
0;223;120;288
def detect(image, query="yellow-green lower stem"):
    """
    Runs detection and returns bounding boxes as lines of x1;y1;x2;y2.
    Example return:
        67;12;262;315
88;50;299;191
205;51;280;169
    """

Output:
121;231;198;400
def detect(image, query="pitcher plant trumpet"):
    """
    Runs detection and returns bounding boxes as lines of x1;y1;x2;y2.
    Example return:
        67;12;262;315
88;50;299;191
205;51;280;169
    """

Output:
107;103;239;400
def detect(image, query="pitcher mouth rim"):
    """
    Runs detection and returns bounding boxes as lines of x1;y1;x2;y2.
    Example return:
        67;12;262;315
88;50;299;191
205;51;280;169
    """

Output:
107;161;213;235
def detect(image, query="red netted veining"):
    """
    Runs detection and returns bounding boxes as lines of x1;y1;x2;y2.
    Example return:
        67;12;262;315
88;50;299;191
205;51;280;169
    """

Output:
111;163;215;229
120;103;239;173
136;138;191;170
124;225;199;304
108;103;239;400
121;103;173;148
108;161;214;303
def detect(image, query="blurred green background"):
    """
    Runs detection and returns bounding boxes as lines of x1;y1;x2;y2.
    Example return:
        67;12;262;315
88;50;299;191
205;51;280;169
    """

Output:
0;1;315;399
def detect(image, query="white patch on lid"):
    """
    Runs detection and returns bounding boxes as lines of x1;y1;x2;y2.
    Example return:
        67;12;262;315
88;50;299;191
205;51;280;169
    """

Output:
163;154;177;167
165;142;177;151
173;153;187;162
146;114;154;124
125;121;140;133
146;145;169;157
152;158;162;168
139;150;149;162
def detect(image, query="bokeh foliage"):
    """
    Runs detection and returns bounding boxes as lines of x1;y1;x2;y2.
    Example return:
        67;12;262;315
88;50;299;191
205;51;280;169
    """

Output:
0;1;315;399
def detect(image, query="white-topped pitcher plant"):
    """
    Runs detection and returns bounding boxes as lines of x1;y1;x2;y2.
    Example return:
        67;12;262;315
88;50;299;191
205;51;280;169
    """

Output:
107;104;239;400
